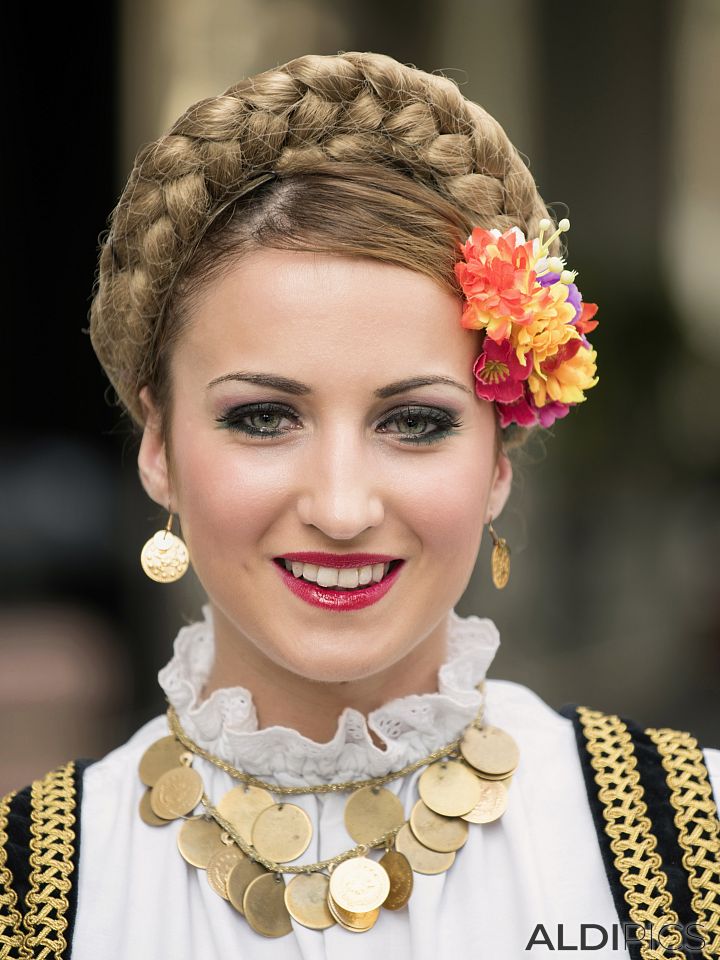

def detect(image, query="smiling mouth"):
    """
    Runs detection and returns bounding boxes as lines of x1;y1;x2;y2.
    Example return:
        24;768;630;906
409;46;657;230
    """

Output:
272;558;403;590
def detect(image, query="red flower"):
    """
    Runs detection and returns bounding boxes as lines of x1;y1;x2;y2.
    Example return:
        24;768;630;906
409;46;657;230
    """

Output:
540;336;583;375
496;394;538;428
473;338;530;403
495;393;571;429
575;301;599;335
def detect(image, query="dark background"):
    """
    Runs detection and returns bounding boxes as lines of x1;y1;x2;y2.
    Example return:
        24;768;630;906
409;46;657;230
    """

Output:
2;0;719;791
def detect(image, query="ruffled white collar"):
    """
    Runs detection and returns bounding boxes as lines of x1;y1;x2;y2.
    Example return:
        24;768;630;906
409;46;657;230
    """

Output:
158;604;500;782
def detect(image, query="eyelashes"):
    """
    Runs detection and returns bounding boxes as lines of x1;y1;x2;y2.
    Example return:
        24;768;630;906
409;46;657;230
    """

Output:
376;405;464;444
215;402;464;445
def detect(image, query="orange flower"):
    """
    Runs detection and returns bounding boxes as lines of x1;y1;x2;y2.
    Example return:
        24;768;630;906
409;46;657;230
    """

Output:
456;228;553;342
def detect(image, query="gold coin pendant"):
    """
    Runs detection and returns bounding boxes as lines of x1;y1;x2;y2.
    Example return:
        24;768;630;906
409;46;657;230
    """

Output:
140;530;189;583
344;785;405;845
378;850;414;910
138;736;187;787
251;803;312;863
206;845;246;900
327;894;380;932
473;767;517;781
150;766;203;820
284;873;336;930
243;873;293;938
177;817;226;868
226;858;268;915
460;779;509;824
329;856;391;913
394;823;455;875
460;724;519;777
409;798;469;853
138;789;170;827
417;759;482;817
216;785;275;843
491;538;511;589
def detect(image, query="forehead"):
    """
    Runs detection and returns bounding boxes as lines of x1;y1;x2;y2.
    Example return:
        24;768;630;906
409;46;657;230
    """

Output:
174;249;480;389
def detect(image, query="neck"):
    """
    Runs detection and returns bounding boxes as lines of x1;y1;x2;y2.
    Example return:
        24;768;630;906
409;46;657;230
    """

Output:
200;607;450;745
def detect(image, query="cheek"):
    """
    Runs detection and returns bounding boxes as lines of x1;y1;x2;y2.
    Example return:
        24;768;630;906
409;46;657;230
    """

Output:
170;433;287;563
394;449;490;563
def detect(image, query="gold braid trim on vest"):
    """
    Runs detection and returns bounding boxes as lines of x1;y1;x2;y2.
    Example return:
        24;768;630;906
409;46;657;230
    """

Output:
646;726;720;960
0;789;25;960
576;706;686;959
0;762;79;960
22;762;77;960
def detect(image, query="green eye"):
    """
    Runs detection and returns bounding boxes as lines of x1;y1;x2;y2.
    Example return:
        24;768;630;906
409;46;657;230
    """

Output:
395;414;431;435
216;402;298;438
378;406;463;445
248;411;283;432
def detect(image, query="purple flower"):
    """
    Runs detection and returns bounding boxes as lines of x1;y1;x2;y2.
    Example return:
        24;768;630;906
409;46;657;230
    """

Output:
565;282;582;321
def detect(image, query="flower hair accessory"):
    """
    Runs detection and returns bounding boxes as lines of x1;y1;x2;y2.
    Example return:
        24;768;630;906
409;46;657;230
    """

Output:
454;219;599;428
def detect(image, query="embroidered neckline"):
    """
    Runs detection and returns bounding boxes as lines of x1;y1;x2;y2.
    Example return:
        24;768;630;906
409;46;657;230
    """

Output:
158;604;500;782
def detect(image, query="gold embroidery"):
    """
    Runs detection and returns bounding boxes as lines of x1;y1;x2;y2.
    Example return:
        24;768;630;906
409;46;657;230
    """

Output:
577;706;684;960
646;726;720;960
22;762;77;960
0;788;25;959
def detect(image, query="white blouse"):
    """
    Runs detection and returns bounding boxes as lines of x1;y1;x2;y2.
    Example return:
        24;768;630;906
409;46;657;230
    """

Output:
71;605;720;959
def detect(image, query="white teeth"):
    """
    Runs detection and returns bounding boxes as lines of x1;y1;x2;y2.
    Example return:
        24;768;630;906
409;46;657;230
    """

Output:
338;567;360;588
280;559;394;588
316;566;340;587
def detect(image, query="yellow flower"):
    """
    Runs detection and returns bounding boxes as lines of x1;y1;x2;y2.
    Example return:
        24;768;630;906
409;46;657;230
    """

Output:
529;342;599;407
511;284;577;369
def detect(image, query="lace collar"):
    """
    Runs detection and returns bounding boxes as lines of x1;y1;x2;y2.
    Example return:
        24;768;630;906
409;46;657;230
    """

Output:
158;604;500;783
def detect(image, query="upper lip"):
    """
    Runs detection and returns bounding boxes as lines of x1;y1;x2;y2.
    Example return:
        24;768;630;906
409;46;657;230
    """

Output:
276;552;402;568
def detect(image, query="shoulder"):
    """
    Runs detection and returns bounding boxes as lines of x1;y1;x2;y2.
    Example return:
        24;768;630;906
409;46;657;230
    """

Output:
1;758;95;959
0;715;167;957
485;677;720;798
557;697;718;784
80;712;168;793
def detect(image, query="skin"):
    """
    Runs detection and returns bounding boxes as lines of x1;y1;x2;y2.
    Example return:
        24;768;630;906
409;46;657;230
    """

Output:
138;249;512;744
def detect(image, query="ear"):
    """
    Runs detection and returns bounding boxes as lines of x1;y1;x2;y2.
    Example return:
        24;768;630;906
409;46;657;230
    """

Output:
137;386;172;510
484;450;513;524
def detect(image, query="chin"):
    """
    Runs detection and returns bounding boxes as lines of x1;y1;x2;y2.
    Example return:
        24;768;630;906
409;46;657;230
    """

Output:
269;632;405;686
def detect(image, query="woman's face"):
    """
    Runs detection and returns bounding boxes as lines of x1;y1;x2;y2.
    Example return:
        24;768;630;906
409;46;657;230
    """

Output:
138;249;512;683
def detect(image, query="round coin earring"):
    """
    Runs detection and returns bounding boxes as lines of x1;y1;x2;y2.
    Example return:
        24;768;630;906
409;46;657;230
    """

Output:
487;518;510;590
140;511;189;583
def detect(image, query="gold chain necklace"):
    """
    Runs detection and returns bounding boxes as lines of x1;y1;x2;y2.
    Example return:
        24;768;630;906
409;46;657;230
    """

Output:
137;687;519;937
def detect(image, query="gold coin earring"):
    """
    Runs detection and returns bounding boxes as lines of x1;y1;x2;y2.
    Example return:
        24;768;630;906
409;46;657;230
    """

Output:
140;511;190;583
487;518;510;589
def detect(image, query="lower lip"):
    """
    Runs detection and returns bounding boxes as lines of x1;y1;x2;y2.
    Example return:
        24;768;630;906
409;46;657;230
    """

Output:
273;560;405;611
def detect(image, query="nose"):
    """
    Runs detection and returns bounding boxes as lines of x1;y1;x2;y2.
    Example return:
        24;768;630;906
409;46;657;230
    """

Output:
295;428;385;540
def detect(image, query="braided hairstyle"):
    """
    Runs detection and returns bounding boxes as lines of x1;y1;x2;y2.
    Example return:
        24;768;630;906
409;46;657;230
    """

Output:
89;52;557;449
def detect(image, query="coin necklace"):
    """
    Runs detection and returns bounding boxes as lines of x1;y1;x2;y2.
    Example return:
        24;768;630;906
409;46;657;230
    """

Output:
137;690;519;938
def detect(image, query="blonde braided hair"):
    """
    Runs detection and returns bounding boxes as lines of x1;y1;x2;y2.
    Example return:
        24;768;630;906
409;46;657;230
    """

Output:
89;52;557;445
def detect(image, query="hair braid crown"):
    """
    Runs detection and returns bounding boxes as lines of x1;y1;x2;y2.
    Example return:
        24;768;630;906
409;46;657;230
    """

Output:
89;51;554;431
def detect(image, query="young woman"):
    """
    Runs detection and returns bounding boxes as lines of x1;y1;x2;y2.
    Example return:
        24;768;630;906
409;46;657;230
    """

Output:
2;52;718;960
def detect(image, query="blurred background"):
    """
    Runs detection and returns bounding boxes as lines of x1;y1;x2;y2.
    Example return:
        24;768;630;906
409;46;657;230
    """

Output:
3;0;719;791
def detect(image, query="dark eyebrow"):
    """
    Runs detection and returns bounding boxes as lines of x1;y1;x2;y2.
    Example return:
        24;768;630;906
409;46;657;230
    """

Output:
207;372;311;394
374;376;472;398
207;372;472;397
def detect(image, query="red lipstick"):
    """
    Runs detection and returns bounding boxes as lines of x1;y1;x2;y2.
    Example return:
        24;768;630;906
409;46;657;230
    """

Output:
272;557;405;611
